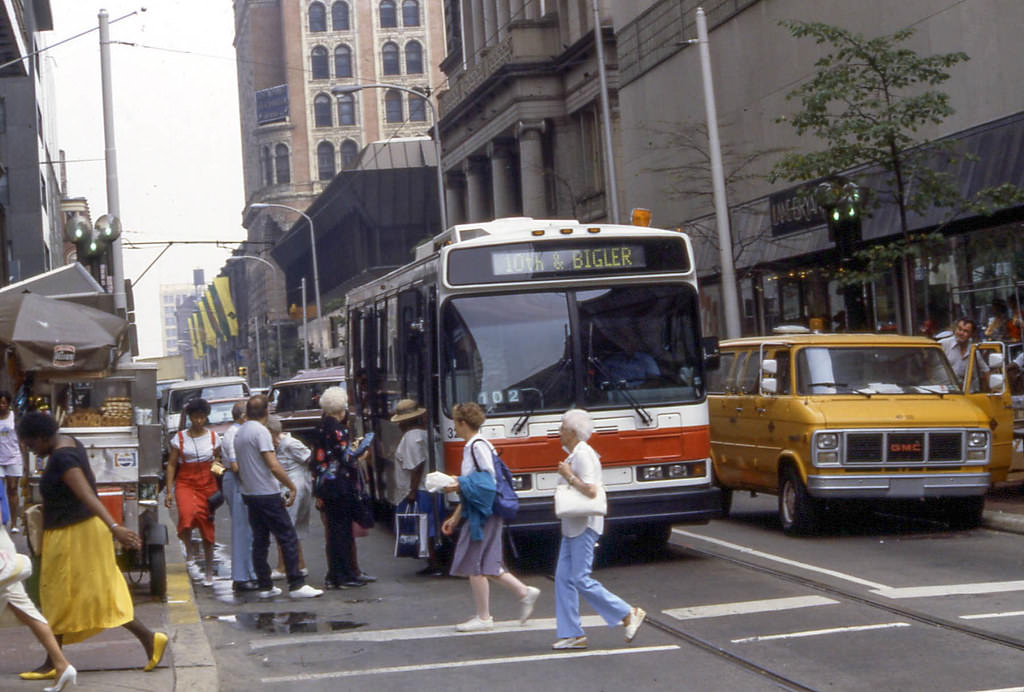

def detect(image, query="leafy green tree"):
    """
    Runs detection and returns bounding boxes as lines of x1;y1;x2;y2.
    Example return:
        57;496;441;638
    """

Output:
771;20;1024;331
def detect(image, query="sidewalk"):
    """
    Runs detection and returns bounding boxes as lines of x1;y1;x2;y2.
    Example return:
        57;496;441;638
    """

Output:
982;482;1024;534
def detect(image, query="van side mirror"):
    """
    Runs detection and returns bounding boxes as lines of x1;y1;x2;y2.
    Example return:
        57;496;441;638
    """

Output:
761;378;778;394
703;337;720;371
988;373;1005;393
761;359;778;376
988;352;1004;369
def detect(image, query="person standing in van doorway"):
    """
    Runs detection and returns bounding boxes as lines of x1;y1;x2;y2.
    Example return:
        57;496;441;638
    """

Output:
940;319;989;384
0;392;23;533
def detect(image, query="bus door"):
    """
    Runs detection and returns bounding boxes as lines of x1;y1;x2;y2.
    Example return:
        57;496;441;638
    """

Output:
966;342;1014;482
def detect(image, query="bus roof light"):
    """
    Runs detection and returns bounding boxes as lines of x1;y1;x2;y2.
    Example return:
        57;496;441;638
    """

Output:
531;230;545;236
631;208;652;227
559;228;574;235
587;227;601;234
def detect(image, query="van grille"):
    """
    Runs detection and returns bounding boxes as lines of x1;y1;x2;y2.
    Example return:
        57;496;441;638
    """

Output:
843;431;964;464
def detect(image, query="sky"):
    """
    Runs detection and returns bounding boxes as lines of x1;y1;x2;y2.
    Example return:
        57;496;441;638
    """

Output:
48;2;245;358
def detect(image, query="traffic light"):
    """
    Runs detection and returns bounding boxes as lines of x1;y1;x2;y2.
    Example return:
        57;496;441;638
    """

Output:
63;213;122;267
816;180;862;259
238;366;248;378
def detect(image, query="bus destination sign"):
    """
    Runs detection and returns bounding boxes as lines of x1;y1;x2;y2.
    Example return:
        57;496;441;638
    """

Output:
447;237;690;285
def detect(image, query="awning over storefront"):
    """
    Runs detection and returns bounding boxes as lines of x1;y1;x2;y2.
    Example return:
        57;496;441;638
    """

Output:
0;263;105;297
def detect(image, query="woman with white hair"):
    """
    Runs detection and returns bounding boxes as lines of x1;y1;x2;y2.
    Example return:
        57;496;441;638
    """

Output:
311;386;366;589
552;408;645;650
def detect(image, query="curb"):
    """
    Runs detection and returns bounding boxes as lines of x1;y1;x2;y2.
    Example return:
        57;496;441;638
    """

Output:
161;512;219;691
982;510;1024;535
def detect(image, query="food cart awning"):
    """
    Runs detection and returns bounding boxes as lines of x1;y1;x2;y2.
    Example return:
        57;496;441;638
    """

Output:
0;263;105;298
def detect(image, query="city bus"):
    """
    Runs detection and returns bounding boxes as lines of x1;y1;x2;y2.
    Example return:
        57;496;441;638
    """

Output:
345;217;722;550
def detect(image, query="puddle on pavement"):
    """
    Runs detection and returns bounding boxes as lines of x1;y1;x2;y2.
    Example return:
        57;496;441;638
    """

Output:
211;612;367;635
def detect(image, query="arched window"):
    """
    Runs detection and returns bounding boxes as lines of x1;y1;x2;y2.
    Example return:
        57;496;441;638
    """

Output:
341;139;359;168
336;92;356;125
317;141;336;180
309;2;327;32
310;46;329;79
331;1;350;30
408;94;426;121
402;0;420;27
382;41;400;75
334;45;353;78
260;145;273;186
405;40;423;74
313;93;333;127
379;0;397;28
384;89;403;123
274;143;291;184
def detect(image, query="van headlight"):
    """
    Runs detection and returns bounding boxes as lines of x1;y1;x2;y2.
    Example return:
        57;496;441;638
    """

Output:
967;431;988;448
816;433;839;450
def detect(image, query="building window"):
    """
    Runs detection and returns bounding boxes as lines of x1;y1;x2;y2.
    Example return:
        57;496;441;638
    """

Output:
402;0;420;27
334;45;353;77
382;41;400;75
309;2;327;32
261;146;273;186
408;94;426;121
405;40;423;74
336;93;356;125
575;105;603;193
275;143;291;184
380;0;397;28
341;139;359;168
314;93;333;127
384;89;403;122
331;1;350;30
317;141;336;180
311;46;330;79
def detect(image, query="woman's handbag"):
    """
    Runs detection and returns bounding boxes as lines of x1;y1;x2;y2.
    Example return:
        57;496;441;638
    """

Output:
24;504;43;557
554;483;607;518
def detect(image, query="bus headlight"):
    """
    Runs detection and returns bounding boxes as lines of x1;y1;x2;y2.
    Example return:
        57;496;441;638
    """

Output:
510;474;532;491
638;461;705;481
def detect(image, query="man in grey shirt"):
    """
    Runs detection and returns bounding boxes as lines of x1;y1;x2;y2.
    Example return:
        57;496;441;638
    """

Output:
940;318;989;386
235;394;322;600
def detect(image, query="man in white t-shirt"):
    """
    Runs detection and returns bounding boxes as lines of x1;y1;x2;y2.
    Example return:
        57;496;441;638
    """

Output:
234;394;321;600
0;391;22;532
390;399;441;576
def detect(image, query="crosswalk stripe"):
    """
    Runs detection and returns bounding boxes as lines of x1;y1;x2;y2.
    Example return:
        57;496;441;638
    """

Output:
959;610;1024;620
259;645;681;683
664;595;838;620
731;622;910;644
249;615;609;652
872;581;1024;599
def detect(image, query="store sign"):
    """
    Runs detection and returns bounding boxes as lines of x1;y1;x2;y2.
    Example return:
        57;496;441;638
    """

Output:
255;85;289;125
770;184;826;236
114;451;138;468
52;344;76;368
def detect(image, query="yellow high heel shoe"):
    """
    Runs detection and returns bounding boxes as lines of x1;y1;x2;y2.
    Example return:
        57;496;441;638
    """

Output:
19;669;56;680
143;631;168;672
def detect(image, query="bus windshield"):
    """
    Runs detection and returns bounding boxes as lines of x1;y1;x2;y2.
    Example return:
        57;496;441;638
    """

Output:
440;284;704;415
796;346;961;395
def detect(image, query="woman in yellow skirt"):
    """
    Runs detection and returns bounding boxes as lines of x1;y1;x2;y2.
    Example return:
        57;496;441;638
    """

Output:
17;411;168;682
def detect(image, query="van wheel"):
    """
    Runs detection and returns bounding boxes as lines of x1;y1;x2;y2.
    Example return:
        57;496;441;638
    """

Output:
945;496;984;530
779;466;819;535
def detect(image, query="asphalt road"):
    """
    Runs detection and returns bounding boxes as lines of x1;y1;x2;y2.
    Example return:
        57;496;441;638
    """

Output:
193;495;1024;691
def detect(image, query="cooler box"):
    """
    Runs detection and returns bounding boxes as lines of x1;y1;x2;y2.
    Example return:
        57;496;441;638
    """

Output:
97;487;124;525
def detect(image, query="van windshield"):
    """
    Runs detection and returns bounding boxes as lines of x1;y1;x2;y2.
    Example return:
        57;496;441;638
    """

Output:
169;384;248;412
796;346;961;395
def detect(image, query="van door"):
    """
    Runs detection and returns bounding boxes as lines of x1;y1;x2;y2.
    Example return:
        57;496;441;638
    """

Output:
708;350;740;486
752;345;790;490
966;342;1014;483
731;349;763;487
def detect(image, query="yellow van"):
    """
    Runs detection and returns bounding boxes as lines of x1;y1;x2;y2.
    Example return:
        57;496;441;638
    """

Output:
708;331;1012;534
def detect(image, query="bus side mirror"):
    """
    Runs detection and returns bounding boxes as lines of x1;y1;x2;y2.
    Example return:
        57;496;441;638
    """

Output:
703;337;720;371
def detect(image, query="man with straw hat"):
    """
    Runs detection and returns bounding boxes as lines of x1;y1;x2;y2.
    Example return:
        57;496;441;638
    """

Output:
391;400;443;576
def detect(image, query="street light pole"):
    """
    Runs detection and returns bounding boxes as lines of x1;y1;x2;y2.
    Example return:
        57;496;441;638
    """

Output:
98;10;127;315
331;83;448;231
249;203;322;364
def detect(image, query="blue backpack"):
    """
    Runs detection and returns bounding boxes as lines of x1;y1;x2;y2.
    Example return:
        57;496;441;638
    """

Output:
471;440;519;521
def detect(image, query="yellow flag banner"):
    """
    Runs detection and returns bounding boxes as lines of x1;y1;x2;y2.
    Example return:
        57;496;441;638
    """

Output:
187;314;202;357
198;302;217;347
211;276;239;337
201;292;223;341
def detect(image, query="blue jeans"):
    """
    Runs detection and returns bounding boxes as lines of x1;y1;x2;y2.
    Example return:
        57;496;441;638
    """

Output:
223;471;256;583
554;528;630;639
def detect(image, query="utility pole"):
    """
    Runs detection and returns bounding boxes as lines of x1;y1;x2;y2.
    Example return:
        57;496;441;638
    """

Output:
98;10;127;315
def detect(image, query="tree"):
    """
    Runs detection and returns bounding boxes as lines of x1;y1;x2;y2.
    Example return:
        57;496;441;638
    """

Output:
771;21;1024;332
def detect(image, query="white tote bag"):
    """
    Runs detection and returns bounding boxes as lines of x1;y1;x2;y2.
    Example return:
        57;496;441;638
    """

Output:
554;484;607;518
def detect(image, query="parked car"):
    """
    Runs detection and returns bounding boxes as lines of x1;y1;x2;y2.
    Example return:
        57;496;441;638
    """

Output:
268;366;345;446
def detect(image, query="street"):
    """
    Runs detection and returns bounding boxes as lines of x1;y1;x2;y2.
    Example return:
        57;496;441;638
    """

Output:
193;493;1024;691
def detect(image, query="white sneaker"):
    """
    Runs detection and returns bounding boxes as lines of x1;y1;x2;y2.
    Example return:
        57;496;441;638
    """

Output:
187;563;203;582
552;636;587;650
299;568;309;577
270;570;286;581
519;586;541;624
258;586;282;599
624;606;646;642
455;616;494;633
10;526;19;534
288;585;324;599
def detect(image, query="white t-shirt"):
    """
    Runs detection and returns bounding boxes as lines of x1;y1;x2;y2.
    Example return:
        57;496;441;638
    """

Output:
234;420;278;496
276;433;311;474
222;422;241;465
391;428;427;505
0;412;19;466
169;428;220;464
461;433;495;477
559;440;604;538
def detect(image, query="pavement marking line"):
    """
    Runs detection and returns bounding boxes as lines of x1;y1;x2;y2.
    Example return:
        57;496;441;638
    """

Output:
673;529;891;590
731;622;910;644
960;610;1024;620
971;688;1024;692
259;645;680;683
871;580;1024;599
166;561;200;626
664;595;839;621
248;615;607;652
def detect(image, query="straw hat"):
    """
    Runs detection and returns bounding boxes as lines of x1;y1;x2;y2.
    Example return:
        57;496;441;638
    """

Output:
390;399;426;423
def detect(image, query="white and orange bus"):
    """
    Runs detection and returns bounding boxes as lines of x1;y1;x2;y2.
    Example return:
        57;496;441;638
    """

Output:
346;217;722;550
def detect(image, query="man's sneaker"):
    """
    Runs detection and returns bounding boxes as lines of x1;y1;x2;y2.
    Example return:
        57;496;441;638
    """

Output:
454;616;494;633
519;586;541;624
624;606;646;642
270;570;286;581
10;526;19;534
552;636;587;650
257;586;282;599
289;585;324;599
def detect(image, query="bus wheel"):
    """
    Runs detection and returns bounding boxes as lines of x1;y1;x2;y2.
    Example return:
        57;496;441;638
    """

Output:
945;496;984;530
638;522;673;550
778;466;819;536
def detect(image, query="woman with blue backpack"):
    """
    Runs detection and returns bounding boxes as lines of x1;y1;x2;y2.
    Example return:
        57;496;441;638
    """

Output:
441;402;540;633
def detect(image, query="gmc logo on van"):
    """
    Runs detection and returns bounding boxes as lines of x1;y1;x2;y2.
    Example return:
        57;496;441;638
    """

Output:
890;441;922;453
